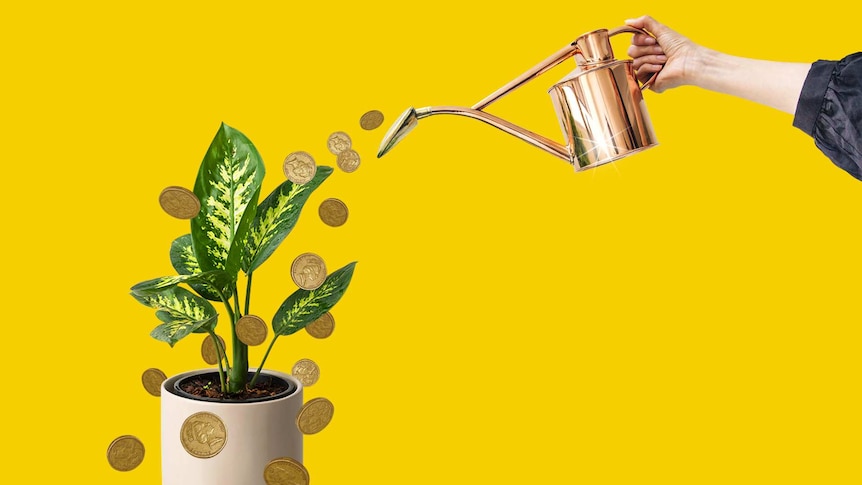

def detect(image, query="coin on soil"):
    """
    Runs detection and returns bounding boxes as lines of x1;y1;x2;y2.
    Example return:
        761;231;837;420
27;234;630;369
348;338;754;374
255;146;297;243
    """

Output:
336;149;360;173
107;435;145;472
201;334;226;366
290;252;327;290
282;151;317;185
359;110;385;130
318;198;348;227
327;131;352;155
305;312;335;339
236;314;268;346
296;397;334;435
159;186;201;219
180;412;227;458
141;368;167;397
264;456;309;485
291;358;320;387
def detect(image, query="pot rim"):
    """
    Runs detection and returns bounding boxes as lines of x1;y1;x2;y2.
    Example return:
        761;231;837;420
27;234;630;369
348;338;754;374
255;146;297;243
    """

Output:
162;368;302;405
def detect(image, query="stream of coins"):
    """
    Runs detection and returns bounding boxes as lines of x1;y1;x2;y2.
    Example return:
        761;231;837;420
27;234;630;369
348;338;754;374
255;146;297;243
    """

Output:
159;186;201;219
305;312;335;339
141;368;167;397
264;457;310;485
318;198;348;227
200;334;226;365
107;435;145;472
290;252;327;290
236;314;268;346
292;358;320;387
296;397;335;435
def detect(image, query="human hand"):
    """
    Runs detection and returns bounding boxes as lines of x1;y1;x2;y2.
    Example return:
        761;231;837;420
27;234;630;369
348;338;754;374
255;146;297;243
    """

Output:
625;15;698;93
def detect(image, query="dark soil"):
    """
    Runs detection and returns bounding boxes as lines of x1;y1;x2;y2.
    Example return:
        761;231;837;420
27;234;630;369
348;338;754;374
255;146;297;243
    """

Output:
179;376;289;401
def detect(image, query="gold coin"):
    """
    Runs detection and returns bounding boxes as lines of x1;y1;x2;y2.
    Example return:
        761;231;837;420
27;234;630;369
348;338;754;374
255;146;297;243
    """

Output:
264;457;309;485
159;186;201;219
359;110;385;130
180;411;227;458
327;131;352;155
336;149;361;173
290;252;327;290
141;368;167;397
291;358;320;387
296;397;334;435
318;198;348;227
107;435;145;472
305;312;335;339
236;314;268;346
201;334;226;366
282;151;317;185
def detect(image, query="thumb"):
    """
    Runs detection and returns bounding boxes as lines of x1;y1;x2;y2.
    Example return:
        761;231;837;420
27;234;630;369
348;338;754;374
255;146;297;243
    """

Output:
625;15;667;37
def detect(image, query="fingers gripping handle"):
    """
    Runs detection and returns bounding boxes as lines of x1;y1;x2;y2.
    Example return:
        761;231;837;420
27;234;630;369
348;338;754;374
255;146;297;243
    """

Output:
608;25;662;90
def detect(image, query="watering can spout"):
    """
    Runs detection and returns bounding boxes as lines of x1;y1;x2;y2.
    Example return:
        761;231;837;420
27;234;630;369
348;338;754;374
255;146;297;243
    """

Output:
377;106;570;162
378;26;662;170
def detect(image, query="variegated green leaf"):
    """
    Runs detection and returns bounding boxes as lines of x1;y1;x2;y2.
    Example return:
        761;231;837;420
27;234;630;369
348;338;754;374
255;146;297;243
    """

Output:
191;123;265;279
169;234;221;301
272;262;356;336
242;166;333;273
130;270;232;300
131;286;218;347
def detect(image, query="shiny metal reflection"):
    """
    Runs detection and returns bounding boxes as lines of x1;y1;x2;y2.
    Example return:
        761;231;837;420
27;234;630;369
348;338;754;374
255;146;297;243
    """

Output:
378;26;661;170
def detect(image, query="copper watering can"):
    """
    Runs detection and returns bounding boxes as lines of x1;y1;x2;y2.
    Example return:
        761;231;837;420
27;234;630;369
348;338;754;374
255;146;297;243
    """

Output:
377;26;662;171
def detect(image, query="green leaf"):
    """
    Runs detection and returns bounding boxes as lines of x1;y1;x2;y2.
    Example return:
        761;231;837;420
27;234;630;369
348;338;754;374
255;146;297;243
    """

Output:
169;234;221;301
242;166;333;273
191;123;265;279
130;270;232;299
272;262;356;336
131;286;218;347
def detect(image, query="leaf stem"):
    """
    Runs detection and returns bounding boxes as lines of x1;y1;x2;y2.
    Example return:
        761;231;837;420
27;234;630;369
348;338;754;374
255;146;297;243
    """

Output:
244;272;253;316
233;287;242;319
209;330;227;391
250;335;279;387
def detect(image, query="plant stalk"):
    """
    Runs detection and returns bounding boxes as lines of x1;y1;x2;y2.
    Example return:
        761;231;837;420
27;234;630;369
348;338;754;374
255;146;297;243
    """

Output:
228;284;249;394
250;335;279;387
244;272;253;315
208;330;227;392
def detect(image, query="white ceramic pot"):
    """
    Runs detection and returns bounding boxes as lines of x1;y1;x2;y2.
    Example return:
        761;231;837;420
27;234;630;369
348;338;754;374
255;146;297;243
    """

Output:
161;368;303;485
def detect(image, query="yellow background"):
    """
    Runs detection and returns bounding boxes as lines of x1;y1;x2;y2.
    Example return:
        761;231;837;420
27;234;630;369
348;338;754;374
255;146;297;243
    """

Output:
3;1;860;483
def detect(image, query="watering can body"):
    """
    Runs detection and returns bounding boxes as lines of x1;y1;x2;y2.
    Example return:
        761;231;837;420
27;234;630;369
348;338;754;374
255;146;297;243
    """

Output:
378;27;660;170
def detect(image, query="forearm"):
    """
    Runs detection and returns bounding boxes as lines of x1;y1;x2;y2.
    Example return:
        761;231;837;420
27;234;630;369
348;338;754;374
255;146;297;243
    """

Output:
689;48;811;115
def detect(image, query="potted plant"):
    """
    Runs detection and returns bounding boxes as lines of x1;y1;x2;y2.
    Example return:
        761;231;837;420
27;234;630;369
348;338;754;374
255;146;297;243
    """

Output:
129;123;356;485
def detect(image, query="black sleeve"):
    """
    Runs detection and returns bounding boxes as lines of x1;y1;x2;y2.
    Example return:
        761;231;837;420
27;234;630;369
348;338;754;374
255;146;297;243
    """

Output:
793;52;862;180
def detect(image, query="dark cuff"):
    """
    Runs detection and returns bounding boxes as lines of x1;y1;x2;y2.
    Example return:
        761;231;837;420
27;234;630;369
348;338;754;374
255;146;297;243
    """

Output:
793;60;836;135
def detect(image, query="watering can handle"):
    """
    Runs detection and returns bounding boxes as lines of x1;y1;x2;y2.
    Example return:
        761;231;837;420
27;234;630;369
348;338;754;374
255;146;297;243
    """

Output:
607;25;662;91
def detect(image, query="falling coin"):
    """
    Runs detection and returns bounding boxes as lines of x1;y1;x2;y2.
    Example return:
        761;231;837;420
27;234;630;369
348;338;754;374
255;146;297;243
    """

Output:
107;435;145;472
282;151;317;185
264;456;309;485
159;186;201;219
180;412;227;458
318;198;348;227
201;334;226;366
141;368;167;397
336;149;360;173
305;312;335;339
290;252;327;290
236;314;268;346
296;397;334;435
327;131;351;155
291;358;320;387
359;109;385;130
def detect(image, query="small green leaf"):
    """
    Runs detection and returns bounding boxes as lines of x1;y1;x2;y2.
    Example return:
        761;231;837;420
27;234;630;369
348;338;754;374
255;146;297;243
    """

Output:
131;286;218;347
131;270;232;300
272;262;356;336
242;166;333;273
170;235;224;301
191;123;265;279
